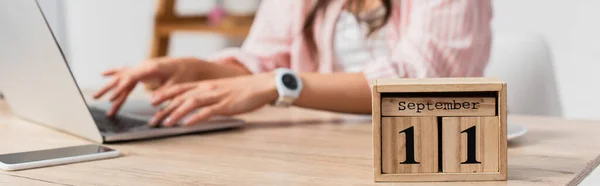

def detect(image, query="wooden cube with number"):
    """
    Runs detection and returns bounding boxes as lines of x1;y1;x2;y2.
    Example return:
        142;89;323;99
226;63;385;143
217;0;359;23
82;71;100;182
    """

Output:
382;117;438;174
372;78;507;182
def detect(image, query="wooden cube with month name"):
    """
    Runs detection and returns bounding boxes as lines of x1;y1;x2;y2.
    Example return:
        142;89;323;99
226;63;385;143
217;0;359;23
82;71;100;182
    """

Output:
372;78;507;182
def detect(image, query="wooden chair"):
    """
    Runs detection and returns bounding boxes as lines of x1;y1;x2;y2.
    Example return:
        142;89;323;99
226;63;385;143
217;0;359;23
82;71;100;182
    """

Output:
149;0;254;58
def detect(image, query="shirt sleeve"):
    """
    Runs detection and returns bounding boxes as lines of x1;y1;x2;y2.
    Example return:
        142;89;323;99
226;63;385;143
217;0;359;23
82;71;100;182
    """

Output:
362;0;493;82
208;0;297;74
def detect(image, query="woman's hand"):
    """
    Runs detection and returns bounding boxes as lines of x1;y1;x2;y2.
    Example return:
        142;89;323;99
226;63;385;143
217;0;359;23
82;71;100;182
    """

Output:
148;73;277;127
93;57;215;116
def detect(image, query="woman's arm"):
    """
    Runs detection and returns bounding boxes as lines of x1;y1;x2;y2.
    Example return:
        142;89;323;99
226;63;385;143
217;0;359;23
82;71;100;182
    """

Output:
148;72;373;126
294;72;372;114
207;58;253;77
200;65;373;114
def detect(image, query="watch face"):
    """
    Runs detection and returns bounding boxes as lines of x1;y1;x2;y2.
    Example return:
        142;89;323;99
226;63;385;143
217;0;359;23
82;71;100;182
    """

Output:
281;74;298;90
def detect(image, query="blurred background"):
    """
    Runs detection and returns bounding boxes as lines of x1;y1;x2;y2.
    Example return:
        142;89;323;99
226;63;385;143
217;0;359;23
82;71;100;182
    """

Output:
32;0;599;120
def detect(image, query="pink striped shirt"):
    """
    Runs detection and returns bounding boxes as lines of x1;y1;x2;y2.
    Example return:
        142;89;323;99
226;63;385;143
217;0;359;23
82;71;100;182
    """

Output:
209;0;493;83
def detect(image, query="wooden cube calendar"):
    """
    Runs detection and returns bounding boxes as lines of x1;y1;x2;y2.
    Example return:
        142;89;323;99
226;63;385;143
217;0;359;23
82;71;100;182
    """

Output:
372;78;507;182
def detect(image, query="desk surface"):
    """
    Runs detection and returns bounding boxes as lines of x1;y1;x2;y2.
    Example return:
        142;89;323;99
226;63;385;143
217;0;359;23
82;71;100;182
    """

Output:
1;98;600;186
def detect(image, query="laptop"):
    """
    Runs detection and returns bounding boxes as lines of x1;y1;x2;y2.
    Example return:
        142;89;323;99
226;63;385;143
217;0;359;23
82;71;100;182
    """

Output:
0;0;244;143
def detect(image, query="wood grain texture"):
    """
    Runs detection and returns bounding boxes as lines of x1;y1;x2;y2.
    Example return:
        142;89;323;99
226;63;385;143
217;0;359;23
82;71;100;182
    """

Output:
377;172;506;182
373;78;508;181
371;84;382;180
382;117;438;174
442;117;499;173
1;92;600;185
567;154;600;186
499;84;508;180
376;78;504;93
381;97;496;116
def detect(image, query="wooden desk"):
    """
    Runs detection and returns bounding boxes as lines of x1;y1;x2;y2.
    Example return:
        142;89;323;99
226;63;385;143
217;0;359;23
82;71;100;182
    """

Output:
0;98;599;185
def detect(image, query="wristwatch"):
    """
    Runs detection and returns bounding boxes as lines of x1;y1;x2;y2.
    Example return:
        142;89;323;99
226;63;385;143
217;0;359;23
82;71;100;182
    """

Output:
273;68;303;107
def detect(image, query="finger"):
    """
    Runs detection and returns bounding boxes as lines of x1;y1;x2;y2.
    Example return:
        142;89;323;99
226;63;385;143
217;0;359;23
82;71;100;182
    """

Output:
183;102;225;126
148;99;183;127
151;83;196;106
162;98;202;127
109;79;135;101
93;78;119;99
162;78;177;87
106;89;130;117
151;78;178;94
110;65;163;101
163;95;219;127
160;82;217;103
102;68;123;76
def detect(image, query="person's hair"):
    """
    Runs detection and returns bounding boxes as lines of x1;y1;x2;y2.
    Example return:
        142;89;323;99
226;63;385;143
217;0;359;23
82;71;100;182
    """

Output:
302;0;392;59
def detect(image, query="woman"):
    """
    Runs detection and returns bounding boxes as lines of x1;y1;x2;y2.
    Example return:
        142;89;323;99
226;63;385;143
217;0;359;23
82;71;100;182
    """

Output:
94;0;493;127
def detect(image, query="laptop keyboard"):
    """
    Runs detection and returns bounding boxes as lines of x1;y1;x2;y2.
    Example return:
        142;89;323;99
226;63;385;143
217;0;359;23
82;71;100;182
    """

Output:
88;107;152;134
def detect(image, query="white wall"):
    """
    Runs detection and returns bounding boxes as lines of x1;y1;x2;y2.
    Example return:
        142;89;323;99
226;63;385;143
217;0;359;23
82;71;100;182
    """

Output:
53;0;600;120
492;0;600;119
